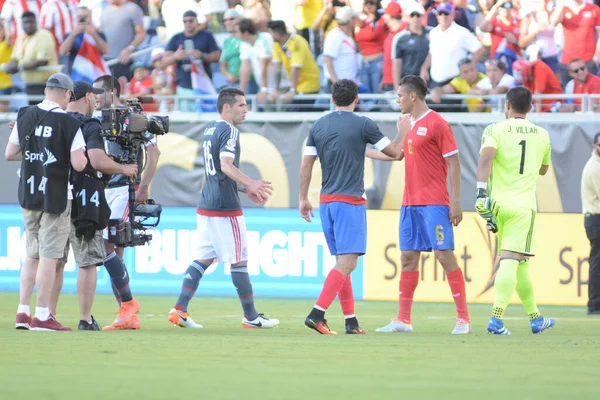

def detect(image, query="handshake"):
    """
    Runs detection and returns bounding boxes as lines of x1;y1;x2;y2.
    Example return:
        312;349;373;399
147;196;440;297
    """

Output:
475;187;498;233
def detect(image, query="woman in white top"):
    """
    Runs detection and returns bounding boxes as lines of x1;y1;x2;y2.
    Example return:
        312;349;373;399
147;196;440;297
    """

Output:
518;0;560;73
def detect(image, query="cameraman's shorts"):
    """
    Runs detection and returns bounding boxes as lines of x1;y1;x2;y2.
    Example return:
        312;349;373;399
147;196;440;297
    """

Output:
494;205;537;257
195;214;248;264
60;225;106;268
22;202;71;259
103;185;129;240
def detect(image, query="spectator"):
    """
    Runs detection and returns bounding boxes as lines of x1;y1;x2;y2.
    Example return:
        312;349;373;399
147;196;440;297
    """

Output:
200;0;229;33
430;57;485;111
126;60;152;98
512;59;563;112
1;0;45;43
268;19;320;111
561;58;600;112
311;0;343;56
58;5;109;78
161;0;206;42
427;0;472;30
219;8;242;89
551;0;600;86
237;17;273;104
0;22;12;111
322;6;360;89
421;2;484;88
519;0;559;75
4;11;58;104
40;0;77;50
163;10;220;112
380;1;406;92
473;58;516;111
392;1;430;91
294;0;322;51
355;0;388;94
150;47;176;112
478;0;520;72
243;0;270;32
78;0;108;28
100;0;147;81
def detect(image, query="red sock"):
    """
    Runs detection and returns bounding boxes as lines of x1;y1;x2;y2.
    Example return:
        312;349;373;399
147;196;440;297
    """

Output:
446;268;470;322
315;269;346;311
397;271;419;324
338;276;354;317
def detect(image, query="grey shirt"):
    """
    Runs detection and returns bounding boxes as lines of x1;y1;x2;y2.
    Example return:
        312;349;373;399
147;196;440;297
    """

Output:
197;120;242;214
100;2;144;59
392;27;431;78
305;111;390;200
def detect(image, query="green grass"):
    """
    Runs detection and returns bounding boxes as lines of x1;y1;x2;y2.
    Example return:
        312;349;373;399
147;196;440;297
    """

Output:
0;293;599;400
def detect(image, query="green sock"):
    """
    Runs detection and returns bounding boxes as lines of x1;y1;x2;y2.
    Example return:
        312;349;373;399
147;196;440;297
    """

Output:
492;258;520;319
515;259;540;320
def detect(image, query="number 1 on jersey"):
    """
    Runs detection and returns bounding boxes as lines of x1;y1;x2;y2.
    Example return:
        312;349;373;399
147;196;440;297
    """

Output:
518;140;526;174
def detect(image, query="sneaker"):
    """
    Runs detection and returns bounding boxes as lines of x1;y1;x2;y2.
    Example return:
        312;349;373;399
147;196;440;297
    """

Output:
345;325;366;334
305;317;337;335
168;308;203;328
243;314;280;329
102;298;140;330
78;316;100;331
531;316;555;334
15;313;31;330
30;314;72;331
487;317;511;335
375;319;413;333
451;318;471;335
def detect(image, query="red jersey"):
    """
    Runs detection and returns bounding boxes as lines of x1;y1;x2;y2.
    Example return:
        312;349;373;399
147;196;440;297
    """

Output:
525;60;563;112
382;24;407;86
489;15;521;58
572;73;600;107
402;110;458;206
560;3;600;64
355;18;388;56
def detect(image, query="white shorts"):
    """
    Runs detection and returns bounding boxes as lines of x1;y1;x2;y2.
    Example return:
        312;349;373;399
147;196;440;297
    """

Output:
196;214;248;264
103;185;130;240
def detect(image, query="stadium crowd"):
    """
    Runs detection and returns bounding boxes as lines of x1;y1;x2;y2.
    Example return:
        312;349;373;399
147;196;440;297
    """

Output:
0;0;599;112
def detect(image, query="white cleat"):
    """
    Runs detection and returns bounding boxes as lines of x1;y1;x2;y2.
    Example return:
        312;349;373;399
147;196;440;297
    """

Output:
168;308;203;328
375;319;413;333
451;319;472;335
242;314;280;329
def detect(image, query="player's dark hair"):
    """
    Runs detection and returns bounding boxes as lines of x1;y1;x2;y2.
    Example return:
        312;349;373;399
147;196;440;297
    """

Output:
506;86;532;114
593;132;600;145
94;75;121;98
399;75;428;100
238;18;257;35
331;79;358;107
22;11;36;20
267;20;287;36
217;87;245;113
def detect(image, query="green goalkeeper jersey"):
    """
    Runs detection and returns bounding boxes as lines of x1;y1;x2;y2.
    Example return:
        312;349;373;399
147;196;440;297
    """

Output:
480;118;551;211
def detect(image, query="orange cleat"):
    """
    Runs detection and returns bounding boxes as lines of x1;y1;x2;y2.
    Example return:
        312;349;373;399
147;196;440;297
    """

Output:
305;317;337;335
102;298;141;330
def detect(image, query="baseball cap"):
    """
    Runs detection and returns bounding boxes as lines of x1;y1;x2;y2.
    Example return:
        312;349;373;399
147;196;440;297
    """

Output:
151;47;165;62
130;61;148;72
335;6;358;25
46;73;74;92
406;1;425;15
223;8;241;19
435;2;455;14
182;10;197;19
385;2;402;17
72;81;104;101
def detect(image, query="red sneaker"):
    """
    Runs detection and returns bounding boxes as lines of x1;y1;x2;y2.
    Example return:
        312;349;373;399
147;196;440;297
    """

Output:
15;313;31;330
30;315;72;331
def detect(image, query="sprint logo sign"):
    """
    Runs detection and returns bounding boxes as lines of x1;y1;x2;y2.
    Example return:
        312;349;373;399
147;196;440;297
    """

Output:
24;148;57;166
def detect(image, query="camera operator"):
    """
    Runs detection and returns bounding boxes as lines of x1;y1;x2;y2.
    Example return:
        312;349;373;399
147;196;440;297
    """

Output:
5;73;87;331
48;81;139;330
92;74;161;330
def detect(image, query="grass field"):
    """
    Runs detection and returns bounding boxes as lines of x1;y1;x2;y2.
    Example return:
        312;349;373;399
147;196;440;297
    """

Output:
0;293;599;400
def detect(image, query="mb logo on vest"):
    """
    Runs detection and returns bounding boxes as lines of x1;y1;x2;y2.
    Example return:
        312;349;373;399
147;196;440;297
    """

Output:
25;148;57;166
35;125;53;137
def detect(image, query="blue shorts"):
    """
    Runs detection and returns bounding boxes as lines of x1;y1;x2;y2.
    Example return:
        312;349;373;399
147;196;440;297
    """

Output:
320;202;367;256
400;205;454;252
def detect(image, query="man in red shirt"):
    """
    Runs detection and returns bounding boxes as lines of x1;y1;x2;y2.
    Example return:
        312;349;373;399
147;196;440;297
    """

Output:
561;58;600;112
376;75;471;335
380;1;406;92
551;0;600;86
512;59;564;112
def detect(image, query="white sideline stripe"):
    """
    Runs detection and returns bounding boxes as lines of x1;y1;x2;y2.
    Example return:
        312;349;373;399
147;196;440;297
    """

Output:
426;316;598;322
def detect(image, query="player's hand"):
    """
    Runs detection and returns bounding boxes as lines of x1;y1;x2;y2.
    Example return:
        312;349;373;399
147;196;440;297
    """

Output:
450;199;463;226
283;90;295;103
268;90;280;103
247;179;273;204
8;120;15;130
135;184;150;203
121;163;138;178
475;188;494;220
396;114;411;137
299;198;314;222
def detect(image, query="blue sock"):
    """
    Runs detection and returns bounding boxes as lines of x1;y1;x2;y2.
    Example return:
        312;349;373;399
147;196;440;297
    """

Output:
231;265;259;320
104;252;132;302
175;261;208;312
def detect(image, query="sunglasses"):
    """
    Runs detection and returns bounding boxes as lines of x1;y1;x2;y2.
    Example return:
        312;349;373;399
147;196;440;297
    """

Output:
183;19;195;23
437;11;450;16
410;12;422;18
364;1;377;5
224;17;236;22
571;66;586;73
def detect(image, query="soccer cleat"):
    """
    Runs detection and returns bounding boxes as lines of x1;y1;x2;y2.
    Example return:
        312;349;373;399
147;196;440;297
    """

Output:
102;298;141;330
487;317;511;335
30;315;72;331
168;308;203;328
15;313;31;330
531;316;555;334
375;319;413;333
451;318;472;335
103;314;140;330
305;317;337;335
78;316;100;331
345;325;366;334
243;314;280;329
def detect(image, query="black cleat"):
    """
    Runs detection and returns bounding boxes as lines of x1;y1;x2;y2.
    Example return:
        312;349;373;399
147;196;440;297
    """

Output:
304;317;337;335
78;316;100;331
345;324;366;334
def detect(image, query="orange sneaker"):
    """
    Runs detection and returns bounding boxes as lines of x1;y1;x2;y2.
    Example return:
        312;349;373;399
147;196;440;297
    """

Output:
305;317;337;335
168;308;203;328
102;298;141;330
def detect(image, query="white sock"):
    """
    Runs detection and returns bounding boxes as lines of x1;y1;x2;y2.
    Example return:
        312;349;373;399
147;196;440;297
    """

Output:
17;304;30;315
35;307;50;321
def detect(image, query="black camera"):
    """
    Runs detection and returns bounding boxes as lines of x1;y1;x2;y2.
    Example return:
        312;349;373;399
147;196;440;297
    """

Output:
101;98;169;247
79;17;86;23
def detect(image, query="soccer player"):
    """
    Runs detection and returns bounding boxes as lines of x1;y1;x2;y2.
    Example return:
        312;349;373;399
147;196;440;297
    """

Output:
475;86;555;335
168;88;279;329
300;79;404;335
376;75;471;335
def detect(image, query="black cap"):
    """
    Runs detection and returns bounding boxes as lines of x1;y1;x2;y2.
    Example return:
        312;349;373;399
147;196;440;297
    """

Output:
182;10;197;18
72;81;104;101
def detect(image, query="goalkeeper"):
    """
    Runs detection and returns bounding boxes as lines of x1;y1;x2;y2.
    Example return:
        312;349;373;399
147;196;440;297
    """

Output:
475;86;555;335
